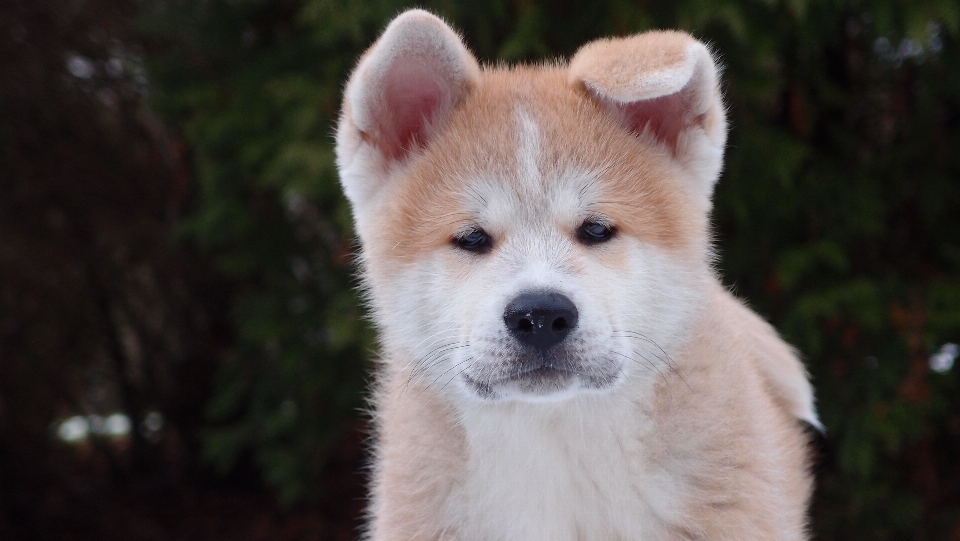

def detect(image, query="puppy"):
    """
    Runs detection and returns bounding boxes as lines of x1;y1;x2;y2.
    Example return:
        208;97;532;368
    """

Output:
336;9;819;541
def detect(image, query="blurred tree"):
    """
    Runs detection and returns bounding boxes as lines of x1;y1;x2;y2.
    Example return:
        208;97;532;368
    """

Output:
0;0;232;538
141;0;378;505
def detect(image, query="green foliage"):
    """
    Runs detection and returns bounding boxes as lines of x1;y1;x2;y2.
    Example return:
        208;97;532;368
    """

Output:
144;0;960;535
143;0;376;504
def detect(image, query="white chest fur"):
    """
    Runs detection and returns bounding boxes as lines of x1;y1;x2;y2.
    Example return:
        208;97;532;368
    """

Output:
456;394;678;541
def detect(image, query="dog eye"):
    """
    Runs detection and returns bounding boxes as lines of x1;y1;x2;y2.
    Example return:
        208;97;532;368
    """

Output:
577;221;614;245
454;229;492;253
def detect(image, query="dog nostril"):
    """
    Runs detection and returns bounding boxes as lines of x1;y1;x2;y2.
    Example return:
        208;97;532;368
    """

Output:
551;317;567;332
518;318;533;332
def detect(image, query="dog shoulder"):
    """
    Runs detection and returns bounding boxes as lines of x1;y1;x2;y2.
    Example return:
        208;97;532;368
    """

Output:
709;285;821;430
366;372;468;540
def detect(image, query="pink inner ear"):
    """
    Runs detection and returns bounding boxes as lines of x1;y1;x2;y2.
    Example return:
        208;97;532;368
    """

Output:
378;61;444;161
614;92;697;154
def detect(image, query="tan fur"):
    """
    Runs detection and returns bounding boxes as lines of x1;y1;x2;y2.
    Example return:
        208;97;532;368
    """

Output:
569;31;727;201
365;68;702;265
337;10;817;541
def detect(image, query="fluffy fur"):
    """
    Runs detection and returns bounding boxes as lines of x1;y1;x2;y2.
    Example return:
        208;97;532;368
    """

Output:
336;9;819;541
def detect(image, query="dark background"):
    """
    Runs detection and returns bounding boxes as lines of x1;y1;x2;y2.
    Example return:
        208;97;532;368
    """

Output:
2;0;959;539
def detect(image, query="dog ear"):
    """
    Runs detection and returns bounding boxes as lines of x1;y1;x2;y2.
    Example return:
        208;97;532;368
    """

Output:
337;10;480;208
569;32;727;202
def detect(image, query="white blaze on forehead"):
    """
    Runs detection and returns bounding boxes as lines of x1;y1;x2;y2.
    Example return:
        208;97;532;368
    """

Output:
513;107;610;219
517;109;541;191
462;108;607;231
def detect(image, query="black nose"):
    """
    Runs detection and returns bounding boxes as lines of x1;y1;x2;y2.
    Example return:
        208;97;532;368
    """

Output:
503;292;579;352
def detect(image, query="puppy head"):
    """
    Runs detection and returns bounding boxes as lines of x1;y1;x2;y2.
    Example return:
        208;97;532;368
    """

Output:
337;11;726;402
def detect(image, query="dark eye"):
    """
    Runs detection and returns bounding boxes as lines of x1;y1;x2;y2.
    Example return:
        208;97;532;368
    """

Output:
577;220;614;245
454;229;492;253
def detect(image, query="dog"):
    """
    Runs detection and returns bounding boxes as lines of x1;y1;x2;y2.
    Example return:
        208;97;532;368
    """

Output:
336;9;820;540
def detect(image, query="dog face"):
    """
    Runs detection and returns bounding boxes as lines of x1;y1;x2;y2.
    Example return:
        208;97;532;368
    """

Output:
337;11;727;403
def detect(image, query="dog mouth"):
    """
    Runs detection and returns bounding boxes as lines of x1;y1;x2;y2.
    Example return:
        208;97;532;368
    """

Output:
462;365;574;398
462;354;618;399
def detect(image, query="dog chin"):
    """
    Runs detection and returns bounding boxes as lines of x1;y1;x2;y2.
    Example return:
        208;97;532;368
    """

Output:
461;362;620;403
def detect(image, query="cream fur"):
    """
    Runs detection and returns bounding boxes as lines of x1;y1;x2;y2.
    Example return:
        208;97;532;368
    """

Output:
336;9;818;541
